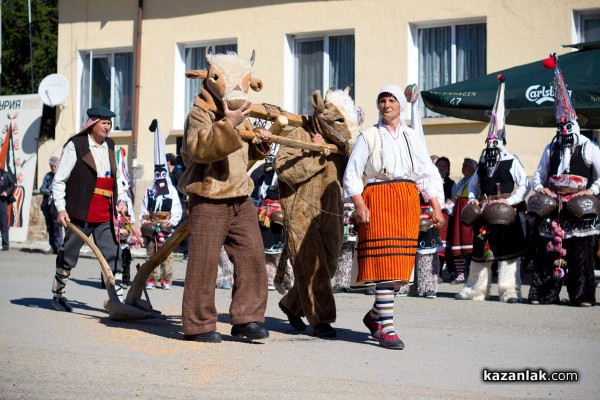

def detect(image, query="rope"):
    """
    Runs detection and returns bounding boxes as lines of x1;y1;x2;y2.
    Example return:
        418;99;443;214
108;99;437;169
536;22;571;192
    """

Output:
276;172;345;219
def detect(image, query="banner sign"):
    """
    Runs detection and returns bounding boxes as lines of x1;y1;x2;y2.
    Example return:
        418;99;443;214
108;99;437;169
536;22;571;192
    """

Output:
0;94;43;242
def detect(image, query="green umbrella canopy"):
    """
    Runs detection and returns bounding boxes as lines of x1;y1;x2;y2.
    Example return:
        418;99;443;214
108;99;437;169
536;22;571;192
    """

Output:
421;43;600;128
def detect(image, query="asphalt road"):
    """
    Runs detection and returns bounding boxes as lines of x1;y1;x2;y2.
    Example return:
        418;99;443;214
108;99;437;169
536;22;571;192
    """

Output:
1;246;598;400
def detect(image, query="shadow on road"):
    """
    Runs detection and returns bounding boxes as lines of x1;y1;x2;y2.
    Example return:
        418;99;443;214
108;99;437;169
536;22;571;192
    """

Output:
10;297;105;314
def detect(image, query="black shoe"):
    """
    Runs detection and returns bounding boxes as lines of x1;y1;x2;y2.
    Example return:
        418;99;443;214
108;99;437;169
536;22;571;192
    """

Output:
184;331;223;343
1;247;8;251
231;322;269;340
52;297;73;312
364;287;375;295
313;323;337;338
378;332;405;350
278;301;306;331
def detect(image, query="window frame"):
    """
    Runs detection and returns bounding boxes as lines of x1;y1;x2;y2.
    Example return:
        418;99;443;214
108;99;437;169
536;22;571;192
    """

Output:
78;48;134;132
284;30;355;115
408;18;487;119
173;39;237;130
573;10;600;43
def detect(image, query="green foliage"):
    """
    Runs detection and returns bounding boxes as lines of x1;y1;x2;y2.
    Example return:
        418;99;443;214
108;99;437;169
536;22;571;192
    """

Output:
1;0;58;96
1;0;58;138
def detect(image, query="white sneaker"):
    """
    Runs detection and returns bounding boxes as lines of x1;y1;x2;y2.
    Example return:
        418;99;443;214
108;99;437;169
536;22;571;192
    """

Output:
161;280;172;290
146;280;155;290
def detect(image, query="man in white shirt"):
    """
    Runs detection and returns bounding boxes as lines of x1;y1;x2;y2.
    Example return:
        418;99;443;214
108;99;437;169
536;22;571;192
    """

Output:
51;106;128;312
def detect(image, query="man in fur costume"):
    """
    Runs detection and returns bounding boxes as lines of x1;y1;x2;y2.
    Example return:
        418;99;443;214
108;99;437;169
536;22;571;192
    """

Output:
276;87;361;338
455;75;530;303
178;49;272;343
529;54;600;307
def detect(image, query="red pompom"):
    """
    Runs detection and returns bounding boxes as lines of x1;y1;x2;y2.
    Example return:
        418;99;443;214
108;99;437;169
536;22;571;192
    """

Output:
542;56;556;70
497;73;505;83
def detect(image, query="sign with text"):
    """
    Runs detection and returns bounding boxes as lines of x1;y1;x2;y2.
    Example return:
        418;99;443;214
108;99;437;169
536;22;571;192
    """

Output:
0;94;43;242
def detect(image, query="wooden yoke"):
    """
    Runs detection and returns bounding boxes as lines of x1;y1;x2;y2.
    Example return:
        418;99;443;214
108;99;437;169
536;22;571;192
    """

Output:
250;103;304;127
240;115;339;155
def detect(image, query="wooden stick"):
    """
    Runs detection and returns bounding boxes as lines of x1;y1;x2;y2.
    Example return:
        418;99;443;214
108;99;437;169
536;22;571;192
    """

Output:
66;221;154;319
251;103;305;127
239;129;339;154
124;219;191;307
268;115;288;135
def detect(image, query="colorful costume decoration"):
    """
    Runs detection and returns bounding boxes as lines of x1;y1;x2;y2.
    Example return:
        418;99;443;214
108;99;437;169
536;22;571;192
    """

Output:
405;84;442;298
251;147;286;290
529;54;600;306
276;87;361;337
332;202;358;291
140;120;182;290
456;75;531;303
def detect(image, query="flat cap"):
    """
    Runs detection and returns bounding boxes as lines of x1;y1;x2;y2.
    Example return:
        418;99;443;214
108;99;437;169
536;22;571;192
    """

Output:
87;106;116;118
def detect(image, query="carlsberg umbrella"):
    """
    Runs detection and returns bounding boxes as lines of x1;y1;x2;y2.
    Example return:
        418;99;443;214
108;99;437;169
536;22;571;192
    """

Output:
421;43;600;128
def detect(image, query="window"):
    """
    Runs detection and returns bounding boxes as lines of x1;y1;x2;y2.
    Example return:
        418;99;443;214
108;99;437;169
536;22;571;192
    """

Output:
184;43;237;118
575;11;600;43
415;23;486;117
80;51;133;131
292;34;355;115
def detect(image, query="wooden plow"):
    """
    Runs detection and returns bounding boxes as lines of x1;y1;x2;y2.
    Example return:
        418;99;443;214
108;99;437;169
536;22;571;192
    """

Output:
91;104;339;320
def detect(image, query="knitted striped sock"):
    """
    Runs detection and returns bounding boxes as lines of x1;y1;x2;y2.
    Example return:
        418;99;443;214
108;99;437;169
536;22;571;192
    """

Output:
454;258;465;280
375;283;396;335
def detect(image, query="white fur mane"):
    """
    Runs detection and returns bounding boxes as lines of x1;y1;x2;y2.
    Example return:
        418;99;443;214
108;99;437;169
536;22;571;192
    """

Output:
206;52;252;84
325;89;360;140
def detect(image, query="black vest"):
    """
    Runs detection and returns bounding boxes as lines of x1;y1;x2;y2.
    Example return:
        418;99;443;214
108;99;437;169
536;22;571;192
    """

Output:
477;159;515;196
146;189;173;213
64;134;118;222
548;144;593;188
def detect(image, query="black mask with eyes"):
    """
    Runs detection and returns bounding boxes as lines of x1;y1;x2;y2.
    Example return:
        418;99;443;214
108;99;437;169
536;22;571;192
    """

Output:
485;147;500;169
154;164;169;196
557;120;577;149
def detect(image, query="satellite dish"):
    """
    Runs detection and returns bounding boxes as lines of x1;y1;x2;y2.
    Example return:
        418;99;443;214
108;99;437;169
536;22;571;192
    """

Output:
38;73;69;107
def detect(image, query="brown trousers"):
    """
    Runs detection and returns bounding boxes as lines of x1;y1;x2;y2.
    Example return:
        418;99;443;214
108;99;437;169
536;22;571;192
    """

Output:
182;195;268;335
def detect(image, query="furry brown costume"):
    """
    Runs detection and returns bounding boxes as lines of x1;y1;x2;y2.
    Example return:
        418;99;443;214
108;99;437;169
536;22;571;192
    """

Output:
276;88;360;334
179;50;271;340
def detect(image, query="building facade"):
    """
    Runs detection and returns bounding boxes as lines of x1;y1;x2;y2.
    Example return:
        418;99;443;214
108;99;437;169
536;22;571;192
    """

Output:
41;0;600;210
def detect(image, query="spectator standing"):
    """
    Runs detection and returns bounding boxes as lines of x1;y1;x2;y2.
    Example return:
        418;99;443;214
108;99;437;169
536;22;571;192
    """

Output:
447;158;478;284
40;156;63;254
436;156;456;282
0;165;17;251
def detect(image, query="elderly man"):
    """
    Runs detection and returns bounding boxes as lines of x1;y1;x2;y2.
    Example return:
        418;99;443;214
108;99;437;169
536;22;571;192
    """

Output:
40;156;63;255
51;106;128;312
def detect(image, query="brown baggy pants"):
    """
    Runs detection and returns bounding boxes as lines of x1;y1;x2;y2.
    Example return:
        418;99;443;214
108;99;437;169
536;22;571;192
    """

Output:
182;195;268;335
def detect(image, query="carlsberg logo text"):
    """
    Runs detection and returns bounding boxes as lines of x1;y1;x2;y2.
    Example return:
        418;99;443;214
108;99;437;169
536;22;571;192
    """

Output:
525;85;555;105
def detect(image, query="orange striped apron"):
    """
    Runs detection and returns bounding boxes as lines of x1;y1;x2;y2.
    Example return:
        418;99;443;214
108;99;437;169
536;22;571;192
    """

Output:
356;179;420;283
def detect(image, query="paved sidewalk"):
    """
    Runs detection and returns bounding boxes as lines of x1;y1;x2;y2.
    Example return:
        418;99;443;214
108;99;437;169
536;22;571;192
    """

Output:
1;247;598;400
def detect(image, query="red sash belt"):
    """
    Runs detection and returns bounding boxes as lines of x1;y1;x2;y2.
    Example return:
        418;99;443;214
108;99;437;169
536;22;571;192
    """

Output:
88;177;114;223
